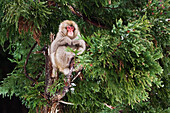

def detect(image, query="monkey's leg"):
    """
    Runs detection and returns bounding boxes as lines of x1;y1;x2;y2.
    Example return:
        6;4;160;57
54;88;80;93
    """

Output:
62;52;75;75
50;52;58;78
66;52;75;68
52;67;58;78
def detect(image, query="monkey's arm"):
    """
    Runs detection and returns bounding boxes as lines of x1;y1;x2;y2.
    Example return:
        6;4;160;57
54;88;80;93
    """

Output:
50;36;72;53
72;39;86;55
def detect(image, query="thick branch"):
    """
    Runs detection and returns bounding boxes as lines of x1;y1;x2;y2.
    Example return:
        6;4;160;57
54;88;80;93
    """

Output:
68;5;108;29
44;44;52;97
24;42;37;82
52;60;74;102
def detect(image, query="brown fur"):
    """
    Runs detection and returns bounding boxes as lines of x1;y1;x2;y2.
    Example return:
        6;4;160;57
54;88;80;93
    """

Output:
49;20;86;77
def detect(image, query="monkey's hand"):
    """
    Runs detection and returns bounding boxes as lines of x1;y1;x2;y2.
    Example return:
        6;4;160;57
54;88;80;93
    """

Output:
50;36;72;54
72;40;80;46
72;40;86;55
59;37;72;46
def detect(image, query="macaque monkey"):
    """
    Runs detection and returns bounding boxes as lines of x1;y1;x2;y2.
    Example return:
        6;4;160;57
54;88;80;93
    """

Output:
49;20;86;77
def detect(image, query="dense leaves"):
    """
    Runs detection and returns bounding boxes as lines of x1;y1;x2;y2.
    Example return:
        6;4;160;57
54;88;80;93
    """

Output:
0;0;169;113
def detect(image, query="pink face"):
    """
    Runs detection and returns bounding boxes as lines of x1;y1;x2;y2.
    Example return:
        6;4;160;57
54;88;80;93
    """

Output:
67;26;74;37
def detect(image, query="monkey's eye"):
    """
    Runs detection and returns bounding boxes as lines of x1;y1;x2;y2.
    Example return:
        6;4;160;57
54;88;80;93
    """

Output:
67;26;74;31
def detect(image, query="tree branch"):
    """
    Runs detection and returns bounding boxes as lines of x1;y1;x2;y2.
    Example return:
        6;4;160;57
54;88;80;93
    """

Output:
68;5;108;29
44;44;52;97
72;71;81;82
43;43;52;113
52;60;74;102
104;103;115;109
24;42;37;82
59;100;74;105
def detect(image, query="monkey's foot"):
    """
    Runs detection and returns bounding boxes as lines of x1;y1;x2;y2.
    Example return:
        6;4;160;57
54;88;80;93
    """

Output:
51;73;57;78
51;69;58;78
63;68;70;75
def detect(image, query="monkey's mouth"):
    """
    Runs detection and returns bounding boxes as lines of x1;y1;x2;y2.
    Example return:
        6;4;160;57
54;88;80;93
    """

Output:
68;31;74;37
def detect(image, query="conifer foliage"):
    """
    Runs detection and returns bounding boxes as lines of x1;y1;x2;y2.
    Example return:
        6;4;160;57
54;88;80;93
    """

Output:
0;0;169;113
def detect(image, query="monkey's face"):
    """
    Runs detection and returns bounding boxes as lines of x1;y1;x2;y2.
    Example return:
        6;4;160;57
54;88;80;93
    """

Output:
66;25;74;37
59;20;79;39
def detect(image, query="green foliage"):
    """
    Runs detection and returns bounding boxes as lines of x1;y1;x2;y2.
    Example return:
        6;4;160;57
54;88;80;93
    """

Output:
74;17;163;112
47;77;65;96
0;0;169;112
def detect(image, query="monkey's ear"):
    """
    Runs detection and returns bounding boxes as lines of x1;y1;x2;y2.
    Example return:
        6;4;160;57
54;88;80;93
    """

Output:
59;22;65;31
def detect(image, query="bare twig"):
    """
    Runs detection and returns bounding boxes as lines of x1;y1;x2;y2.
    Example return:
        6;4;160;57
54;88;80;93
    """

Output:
59;100;74;105
72;71;81;82
24;42;37;82
104;103;115;109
